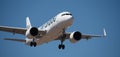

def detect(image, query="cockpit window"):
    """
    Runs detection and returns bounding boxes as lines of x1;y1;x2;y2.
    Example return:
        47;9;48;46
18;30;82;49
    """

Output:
61;13;72;16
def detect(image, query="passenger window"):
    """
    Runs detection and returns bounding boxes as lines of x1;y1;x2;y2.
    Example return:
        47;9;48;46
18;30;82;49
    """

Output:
53;17;56;22
48;23;50;25
50;20;53;24
45;24;47;28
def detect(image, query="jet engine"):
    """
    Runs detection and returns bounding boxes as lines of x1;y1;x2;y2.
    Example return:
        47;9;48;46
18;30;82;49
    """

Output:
26;27;38;39
70;31;82;43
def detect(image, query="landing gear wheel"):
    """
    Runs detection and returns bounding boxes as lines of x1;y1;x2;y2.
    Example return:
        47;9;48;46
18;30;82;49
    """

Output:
30;42;37;47
33;42;37;47
30;42;33;47
58;44;61;49
58;44;65;50
62;45;65;49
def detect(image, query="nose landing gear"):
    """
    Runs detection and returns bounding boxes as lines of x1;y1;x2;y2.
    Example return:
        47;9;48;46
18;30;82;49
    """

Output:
58;31;66;50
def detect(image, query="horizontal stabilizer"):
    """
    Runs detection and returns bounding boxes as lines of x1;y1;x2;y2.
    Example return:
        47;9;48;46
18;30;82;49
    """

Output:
4;38;26;42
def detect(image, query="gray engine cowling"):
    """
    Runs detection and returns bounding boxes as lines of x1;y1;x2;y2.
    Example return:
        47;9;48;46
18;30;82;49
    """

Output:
70;31;82;43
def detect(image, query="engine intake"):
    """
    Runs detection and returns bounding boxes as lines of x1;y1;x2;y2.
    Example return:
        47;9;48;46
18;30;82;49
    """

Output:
70;31;82;43
26;27;38;39
30;27;38;36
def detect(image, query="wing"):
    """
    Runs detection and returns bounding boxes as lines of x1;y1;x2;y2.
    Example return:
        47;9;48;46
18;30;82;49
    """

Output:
55;28;106;40
82;29;106;39
65;28;106;40
0;26;46;35
81;34;105;39
0;26;26;35
0;26;47;43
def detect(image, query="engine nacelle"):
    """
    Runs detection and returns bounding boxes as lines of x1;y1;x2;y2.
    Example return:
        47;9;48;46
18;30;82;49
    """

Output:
70;31;82;43
26;27;38;39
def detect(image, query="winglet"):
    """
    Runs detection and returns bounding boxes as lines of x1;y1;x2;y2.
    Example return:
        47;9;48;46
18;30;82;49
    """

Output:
103;28;107;37
26;17;32;29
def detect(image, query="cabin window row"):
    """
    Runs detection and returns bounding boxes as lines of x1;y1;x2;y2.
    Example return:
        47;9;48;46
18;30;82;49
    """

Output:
41;17;56;29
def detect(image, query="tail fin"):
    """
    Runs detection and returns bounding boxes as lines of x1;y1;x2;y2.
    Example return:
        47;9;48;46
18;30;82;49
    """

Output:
26;17;32;29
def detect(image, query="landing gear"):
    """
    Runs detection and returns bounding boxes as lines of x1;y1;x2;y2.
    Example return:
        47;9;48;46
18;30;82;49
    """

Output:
30;42;37;47
58;37;65;50
58;29;66;50
58;44;65;49
30;38;37;47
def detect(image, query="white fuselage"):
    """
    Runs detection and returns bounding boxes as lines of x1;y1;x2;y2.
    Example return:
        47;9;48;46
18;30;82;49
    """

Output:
27;12;73;45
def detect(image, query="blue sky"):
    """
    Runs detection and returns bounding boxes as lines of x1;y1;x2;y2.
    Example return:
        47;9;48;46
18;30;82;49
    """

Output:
0;0;120;57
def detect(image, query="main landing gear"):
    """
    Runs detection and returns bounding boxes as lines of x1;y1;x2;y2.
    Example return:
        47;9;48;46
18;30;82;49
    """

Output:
30;38;37;47
30;42;37;47
58;35;66;50
58;43;65;50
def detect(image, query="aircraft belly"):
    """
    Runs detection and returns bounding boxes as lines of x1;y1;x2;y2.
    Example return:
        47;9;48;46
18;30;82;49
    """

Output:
36;33;62;45
36;18;73;45
36;26;62;45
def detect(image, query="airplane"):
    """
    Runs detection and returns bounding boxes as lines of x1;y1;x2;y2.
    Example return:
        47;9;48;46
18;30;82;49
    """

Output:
0;11;106;49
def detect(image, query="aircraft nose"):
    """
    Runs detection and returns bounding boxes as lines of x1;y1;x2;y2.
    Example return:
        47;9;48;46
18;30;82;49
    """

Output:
68;15;73;20
65;15;73;24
